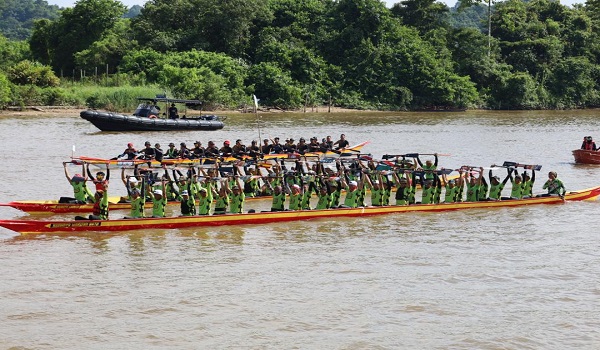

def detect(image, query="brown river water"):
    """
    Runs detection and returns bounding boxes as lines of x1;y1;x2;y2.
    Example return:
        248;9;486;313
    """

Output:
1;110;600;349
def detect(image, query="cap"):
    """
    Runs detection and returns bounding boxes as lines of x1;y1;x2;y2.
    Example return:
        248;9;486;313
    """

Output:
145;141;151;146
349;180;358;186
224;140;231;145
299;138;305;142
169;142;175;147
179;176;187;181
292;184;300;189
129;177;139;183
236;139;242;143
180;142;186;147
194;141;200;145
232;185;240;190
289;138;294;141
153;189;163;196
127;142;133;147
71;174;85;182
181;190;189;195
131;189;140;196
448;179;455;184
199;188;207;193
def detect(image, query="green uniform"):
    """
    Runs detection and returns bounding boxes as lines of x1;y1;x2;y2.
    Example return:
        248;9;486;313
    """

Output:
358;186;366;207
522;180;534;197
130;196;146;218
230;192;245;213
543;179;565;195
214;194;229;214
488;183;505;200
421;186;436;204
181;196;196;216
465;183;480;202
331;185;342;207
444;185;460;203
152;196;167;217
289;193;301;210
198;187;213;215
71;180;93;203
478;183;488;201
395;186;413;206
271;192;286;211
510;181;524;199
423;164;437;180
344;189;359;208
371;188;384;206
316;192;332;209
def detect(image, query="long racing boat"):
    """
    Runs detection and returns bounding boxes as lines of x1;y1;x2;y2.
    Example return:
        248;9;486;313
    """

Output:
1;186;598;235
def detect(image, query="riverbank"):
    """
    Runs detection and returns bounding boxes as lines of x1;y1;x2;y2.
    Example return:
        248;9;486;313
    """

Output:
0;105;373;118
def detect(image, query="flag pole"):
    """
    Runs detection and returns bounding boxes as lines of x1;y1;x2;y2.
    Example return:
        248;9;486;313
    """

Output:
253;95;262;146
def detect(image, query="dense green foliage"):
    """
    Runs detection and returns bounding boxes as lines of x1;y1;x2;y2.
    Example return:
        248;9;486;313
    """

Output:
1;0;600;110
0;0;60;40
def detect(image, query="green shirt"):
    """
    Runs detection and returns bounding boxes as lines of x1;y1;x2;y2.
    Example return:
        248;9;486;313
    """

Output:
344;189;359;208
230;192;245;214
444;185;460;203
289;193;301;210
214;194;229;213
152;196;167;217
316;192;332;209
71;180;93;202
522;180;534;197
488;183;505;199
197;192;213;215
93;191;109;220
510;181;524;199
130;196;145;218
465;183;480;202
371;188;384;206
543;179;565;195
421;186;436;204
271;192;286;211
395;186;413;206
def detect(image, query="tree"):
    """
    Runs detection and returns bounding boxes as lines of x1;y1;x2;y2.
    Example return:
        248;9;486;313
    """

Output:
391;0;449;35
29;0;127;72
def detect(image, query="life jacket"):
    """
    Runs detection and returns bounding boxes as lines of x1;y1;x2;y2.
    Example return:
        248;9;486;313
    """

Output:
582;140;595;150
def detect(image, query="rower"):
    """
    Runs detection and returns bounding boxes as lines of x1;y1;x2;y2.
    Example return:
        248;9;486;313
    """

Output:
115;142;138;160
220;140;233;157
229;176;245;213
179;190;196;216
74;183;109;221
198;180;216;215
140;141;156;160
416;153;438;180
168;103;179;119
487;167;511;200
62;162;94;204
333;134;349;150
296;138;308;154
393;170;415;205
126;176;145;219
541;171;566;197
86;163;110;193
464;167;484;202
164;142;178;159
178;142;191;159
442;169;464;203
191;141;204;159
522;169;536;198
507;169;525;199
232;139;247;158
213;180;230;215
365;171;385;206
147;180;167;218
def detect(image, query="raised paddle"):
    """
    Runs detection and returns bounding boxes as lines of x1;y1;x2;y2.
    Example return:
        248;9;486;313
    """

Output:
502;161;542;171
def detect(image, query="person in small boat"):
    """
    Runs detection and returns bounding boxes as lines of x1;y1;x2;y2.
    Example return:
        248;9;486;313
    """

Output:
75;183;109;221
487;167;511;200
284;138;297;154
581;136;597;151
147;181;167;218
340;171;364;208
541;171;566;197
308;137;321;153
168;103;179;119
364;172;385;206
198;180;217;215
247;140;260;158
62;162;94;204
213;180;230;215
416;154;438;180
261;139;272;154
325;135;334;151
115;142;138;160
270;137;284;154
418;176;439;204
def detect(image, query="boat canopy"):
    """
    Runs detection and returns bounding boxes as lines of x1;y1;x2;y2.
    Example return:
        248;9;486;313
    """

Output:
136;96;203;108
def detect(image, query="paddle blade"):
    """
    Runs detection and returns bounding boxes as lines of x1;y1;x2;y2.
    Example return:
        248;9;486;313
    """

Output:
503;161;517;167
404;153;419;158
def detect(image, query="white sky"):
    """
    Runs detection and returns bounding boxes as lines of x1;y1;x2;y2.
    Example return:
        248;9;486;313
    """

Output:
47;0;582;10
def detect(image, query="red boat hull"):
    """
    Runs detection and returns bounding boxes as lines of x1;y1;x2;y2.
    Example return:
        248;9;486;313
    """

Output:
572;149;600;164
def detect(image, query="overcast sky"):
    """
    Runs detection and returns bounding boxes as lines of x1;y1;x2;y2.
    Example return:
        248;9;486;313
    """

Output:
47;0;582;10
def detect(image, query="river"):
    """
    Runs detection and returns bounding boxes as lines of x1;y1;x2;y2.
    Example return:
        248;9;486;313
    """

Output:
1;110;599;349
